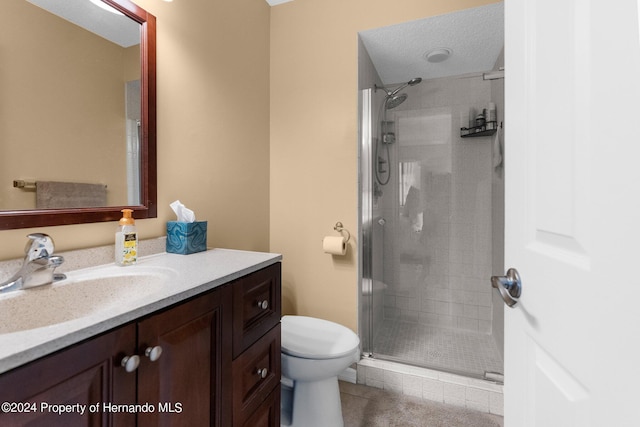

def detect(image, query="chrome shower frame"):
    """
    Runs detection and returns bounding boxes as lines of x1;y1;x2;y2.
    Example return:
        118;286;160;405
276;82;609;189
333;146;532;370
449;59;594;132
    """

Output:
358;87;391;357
358;88;375;356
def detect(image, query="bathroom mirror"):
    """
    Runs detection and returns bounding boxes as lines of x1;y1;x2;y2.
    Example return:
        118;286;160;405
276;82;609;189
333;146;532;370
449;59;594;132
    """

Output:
0;0;156;230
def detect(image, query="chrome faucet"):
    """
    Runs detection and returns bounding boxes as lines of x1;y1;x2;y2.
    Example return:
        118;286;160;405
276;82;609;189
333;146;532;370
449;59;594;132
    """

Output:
0;233;66;293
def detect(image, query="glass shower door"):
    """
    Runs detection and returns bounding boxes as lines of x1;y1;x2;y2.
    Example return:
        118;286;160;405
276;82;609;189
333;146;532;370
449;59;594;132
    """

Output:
359;80;503;379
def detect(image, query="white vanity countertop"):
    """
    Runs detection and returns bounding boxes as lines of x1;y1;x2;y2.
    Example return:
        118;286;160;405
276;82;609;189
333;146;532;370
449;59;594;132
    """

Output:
0;248;282;374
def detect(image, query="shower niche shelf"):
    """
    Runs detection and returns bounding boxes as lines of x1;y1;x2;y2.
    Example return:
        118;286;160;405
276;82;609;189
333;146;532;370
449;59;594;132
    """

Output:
460;121;498;138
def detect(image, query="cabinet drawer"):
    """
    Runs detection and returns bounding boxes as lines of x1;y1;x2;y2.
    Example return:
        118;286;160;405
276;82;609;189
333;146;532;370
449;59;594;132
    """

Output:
232;324;281;426
241;385;281;427
232;263;281;357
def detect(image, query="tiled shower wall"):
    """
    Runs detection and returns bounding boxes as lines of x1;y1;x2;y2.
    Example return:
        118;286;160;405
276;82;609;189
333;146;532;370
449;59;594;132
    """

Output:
380;75;494;334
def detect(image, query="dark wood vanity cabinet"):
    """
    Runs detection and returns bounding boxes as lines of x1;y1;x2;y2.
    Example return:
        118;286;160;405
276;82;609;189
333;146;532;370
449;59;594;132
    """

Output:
0;324;137;427
0;262;281;427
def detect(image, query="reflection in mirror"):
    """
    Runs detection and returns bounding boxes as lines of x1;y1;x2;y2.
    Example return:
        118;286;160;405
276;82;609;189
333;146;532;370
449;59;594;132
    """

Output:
0;0;156;229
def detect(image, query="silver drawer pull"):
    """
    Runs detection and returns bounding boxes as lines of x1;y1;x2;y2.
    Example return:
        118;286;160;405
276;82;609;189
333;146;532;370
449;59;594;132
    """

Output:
121;355;140;373
257;300;269;310
256;368;268;379
145;346;163;362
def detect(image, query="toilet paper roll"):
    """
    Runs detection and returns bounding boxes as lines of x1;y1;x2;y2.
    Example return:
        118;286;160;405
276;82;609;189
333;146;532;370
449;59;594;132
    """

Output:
323;236;347;255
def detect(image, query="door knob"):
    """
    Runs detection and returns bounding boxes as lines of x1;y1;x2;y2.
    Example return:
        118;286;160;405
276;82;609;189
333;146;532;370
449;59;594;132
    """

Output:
491;268;522;308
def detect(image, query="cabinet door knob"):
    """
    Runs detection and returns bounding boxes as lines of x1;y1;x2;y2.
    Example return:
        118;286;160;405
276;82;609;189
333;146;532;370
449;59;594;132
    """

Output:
256;368;268;379
145;346;163;362
257;300;269;310
121;355;140;373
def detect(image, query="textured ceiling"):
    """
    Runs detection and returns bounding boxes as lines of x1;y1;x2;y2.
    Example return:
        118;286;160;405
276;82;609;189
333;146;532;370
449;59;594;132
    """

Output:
27;0;140;48
359;2;504;85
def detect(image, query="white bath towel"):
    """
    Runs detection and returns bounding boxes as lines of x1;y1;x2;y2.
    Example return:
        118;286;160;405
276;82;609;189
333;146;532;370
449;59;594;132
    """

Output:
492;126;503;169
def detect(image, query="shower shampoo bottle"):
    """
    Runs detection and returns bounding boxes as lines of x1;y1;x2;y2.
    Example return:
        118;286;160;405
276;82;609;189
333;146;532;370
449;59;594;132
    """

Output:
115;209;138;266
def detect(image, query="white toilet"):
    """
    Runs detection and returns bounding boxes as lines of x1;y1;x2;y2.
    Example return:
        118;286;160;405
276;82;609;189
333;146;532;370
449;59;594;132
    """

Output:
280;315;360;427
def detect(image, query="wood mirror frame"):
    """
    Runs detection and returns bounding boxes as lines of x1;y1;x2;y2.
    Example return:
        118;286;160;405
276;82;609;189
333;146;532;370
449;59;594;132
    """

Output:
0;0;156;230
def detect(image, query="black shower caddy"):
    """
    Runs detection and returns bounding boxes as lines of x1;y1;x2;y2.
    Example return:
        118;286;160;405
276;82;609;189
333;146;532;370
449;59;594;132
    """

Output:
460;121;499;138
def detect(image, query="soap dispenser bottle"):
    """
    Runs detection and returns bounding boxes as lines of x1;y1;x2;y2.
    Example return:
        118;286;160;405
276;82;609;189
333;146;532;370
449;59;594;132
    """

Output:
115;209;138;266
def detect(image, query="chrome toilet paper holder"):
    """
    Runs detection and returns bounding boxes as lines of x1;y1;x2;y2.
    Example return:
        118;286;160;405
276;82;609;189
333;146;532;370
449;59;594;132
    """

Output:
333;222;351;243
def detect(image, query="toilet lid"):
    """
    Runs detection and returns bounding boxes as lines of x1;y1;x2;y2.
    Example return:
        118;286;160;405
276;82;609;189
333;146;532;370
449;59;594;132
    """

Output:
281;315;360;360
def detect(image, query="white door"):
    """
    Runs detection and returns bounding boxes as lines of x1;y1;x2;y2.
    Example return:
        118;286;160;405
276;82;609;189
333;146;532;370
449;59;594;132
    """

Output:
504;0;640;426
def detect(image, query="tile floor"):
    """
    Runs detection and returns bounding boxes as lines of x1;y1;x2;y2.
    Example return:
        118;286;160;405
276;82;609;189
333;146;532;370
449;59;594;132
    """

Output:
340;381;504;427
372;319;503;376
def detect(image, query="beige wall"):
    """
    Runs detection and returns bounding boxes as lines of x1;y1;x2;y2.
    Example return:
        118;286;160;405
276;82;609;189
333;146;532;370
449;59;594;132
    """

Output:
270;0;499;332
0;0;270;260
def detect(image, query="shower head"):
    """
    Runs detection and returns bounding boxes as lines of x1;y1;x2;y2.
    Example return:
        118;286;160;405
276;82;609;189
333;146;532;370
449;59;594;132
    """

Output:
375;77;423;96
375;78;421;95
375;77;423;109
385;93;407;109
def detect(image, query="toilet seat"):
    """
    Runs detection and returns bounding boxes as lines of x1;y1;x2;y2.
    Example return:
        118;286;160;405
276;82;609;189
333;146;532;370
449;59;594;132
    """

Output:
281;315;359;360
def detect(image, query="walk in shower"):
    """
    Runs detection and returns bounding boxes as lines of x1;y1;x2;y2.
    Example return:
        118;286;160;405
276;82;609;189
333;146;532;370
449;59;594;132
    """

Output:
358;3;505;383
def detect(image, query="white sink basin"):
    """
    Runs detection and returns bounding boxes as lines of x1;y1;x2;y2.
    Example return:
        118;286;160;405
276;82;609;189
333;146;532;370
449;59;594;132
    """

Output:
0;265;178;334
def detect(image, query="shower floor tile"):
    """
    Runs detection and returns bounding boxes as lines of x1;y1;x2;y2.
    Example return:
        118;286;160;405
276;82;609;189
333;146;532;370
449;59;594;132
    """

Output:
372;319;503;377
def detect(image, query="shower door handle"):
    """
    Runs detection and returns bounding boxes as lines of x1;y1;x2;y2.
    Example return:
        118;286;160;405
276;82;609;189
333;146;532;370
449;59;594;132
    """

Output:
491;268;522;308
